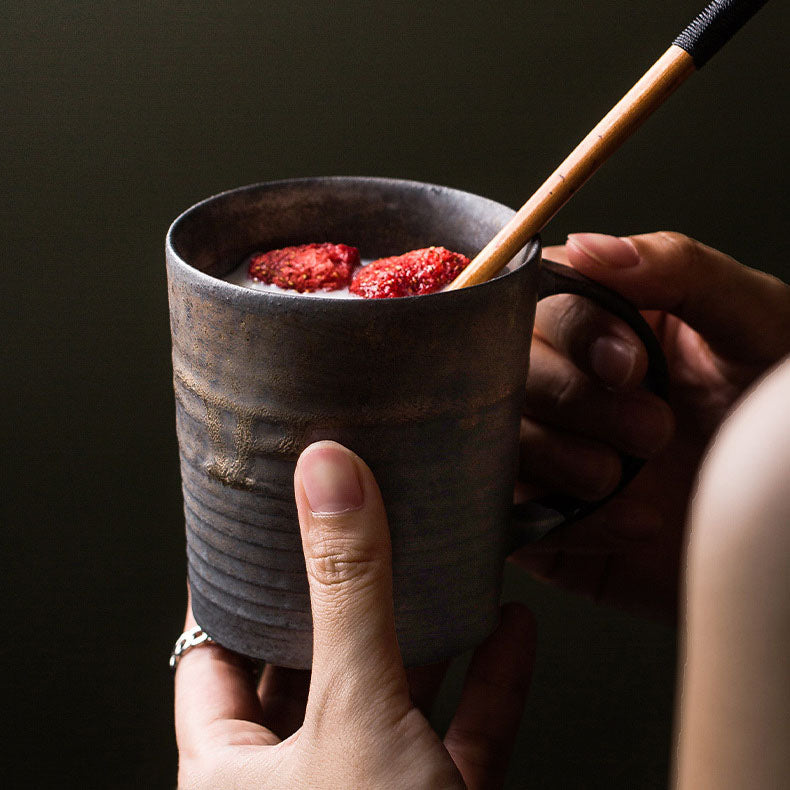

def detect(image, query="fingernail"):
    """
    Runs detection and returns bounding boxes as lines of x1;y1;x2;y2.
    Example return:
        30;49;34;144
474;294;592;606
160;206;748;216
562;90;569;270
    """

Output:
567;233;639;267
300;442;364;514
589;336;638;388
617;395;675;456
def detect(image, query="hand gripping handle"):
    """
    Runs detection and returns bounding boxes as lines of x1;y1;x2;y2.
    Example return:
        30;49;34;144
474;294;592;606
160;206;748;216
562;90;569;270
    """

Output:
511;258;669;545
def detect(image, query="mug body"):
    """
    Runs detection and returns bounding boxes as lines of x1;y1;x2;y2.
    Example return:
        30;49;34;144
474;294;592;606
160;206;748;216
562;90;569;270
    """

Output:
166;177;540;667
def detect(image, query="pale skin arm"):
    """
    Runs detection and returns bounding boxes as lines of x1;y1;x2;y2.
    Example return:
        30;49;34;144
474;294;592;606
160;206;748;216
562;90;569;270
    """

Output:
674;356;790;789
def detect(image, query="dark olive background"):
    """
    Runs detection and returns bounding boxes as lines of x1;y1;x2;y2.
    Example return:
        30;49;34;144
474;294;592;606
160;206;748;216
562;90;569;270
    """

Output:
3;1;787;787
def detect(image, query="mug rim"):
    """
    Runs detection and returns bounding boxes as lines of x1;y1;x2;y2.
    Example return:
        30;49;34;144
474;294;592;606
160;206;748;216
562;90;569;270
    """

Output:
165;176;541;309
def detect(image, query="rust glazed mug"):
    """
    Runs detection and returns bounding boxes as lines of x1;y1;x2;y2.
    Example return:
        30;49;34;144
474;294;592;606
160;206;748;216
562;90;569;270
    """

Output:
166;177;667;668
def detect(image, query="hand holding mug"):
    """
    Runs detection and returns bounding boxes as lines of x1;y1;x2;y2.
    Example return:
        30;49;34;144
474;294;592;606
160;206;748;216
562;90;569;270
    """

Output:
515;231;790;619
175;442;535;790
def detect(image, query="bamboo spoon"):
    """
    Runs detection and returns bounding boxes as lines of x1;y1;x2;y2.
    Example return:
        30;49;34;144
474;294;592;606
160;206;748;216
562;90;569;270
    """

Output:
448;0;770;290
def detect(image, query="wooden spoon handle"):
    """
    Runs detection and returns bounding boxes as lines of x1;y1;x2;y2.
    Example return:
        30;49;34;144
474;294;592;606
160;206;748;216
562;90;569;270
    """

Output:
448;0;771;290
448;46;694;290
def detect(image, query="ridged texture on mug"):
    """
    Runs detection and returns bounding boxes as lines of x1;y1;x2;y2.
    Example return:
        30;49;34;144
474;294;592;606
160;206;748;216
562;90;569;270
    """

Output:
167;178;539;667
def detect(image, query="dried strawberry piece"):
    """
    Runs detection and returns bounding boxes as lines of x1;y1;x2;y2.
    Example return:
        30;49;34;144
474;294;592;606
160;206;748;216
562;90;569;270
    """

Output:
349;246;470;299
248;243;360;293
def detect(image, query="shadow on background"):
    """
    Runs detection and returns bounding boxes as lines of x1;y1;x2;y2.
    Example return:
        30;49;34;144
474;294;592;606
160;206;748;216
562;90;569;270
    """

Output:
2;1;787;787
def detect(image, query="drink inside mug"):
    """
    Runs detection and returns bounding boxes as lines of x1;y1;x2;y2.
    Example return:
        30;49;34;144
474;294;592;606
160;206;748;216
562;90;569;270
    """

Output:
166;177;542;668
224;244;471;299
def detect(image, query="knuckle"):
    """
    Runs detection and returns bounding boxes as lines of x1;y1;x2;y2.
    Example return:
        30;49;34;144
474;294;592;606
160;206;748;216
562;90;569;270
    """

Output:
555;295;592;343
656;231;703;266
306;535;381;590
543;294;593;346
540;295;616;372
551;369;586;414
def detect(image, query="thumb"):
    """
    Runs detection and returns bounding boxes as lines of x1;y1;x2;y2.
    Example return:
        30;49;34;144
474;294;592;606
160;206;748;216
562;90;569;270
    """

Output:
294;441;409;718
565;231;790;363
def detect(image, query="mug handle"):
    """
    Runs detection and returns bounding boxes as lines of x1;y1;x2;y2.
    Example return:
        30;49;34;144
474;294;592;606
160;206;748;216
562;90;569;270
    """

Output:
510;257;669;545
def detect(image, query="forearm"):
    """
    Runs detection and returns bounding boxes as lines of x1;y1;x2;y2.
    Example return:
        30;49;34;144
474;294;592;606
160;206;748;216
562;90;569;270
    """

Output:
674;357;790;789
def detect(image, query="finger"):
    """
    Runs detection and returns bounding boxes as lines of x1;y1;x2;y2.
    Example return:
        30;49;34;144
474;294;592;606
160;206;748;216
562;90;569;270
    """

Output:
524;338;675;458
534;293;648;389
175;598;276;758
513;496;663;558
542;244;570;265
565;231;790;362
257;665;311;740
444;603;536;790
535;551;613;600
512;496;662;605
406;662;450;718
295;441;410;724
519;417;622;501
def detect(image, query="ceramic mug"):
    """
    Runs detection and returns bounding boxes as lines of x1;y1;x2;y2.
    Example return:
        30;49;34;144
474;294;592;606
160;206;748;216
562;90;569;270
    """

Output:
166;177;667;668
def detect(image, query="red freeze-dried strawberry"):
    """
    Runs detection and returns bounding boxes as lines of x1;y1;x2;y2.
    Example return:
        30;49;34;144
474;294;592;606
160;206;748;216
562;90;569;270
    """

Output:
349;246;470;299
248;243;360;293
